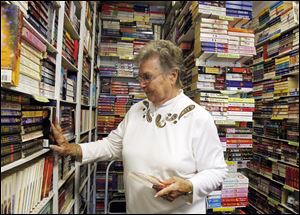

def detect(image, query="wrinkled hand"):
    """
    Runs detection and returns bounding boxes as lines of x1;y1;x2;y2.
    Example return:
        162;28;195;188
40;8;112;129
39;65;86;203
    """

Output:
49;118;77;157
154;176;193;202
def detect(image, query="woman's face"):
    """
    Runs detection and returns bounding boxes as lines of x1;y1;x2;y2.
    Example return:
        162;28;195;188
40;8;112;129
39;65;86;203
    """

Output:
138;56;178;106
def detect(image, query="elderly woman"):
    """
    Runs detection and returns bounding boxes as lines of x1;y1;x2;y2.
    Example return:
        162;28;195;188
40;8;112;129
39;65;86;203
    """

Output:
51;40;227;214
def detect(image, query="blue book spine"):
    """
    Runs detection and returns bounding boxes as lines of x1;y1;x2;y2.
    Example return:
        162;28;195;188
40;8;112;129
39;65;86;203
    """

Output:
225;4;253;11
226;81;253;88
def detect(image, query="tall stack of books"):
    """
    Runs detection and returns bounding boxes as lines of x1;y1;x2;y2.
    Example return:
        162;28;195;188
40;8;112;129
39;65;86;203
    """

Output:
207;162;249;209
221;172;249;207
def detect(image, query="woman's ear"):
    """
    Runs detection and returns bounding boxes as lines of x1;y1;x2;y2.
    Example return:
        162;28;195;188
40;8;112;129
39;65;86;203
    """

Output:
169;69;178;85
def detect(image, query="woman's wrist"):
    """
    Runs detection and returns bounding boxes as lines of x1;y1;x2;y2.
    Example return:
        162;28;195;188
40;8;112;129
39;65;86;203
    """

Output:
74;144;82;162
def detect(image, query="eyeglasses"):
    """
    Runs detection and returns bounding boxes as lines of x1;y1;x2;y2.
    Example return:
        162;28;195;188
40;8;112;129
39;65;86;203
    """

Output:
136;73;164;84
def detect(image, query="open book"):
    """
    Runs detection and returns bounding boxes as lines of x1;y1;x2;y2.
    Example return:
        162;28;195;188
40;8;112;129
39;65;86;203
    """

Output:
128;172;166;190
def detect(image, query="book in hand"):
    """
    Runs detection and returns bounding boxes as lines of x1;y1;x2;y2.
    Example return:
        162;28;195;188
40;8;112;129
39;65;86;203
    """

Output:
42;107;56;148
128;172;166;190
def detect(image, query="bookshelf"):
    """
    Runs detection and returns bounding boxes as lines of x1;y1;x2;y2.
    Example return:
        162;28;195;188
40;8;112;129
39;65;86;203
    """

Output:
164;1;257;213
245;1;299;214
1;1;98;214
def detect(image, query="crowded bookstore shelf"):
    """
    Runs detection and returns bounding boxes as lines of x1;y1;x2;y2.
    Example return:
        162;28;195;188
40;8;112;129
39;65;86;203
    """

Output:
1;1;299;214
1;1;98;214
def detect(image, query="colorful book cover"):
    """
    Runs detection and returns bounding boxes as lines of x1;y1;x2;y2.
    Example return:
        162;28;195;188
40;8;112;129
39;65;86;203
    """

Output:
1;3;23;86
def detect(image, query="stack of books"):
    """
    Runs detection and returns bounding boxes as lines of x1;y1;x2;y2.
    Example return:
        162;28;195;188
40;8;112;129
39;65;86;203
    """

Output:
1;92;25;166
21;105;45;157
99;38;118;57
114;95;131;117
98;95;115;115
116;62;134;77
81;79;90;105
225;1;253;19
66;74;76;102
117;42;134;60
60;106;75;141
117;3;134;22
111;81;129;95
27;2;49;39
191;1;226;20
134;4;149;22
227;98;254;122
81;110;90;133
225;67;253;92
149;5;165;25
41;54;56;99
221;172;249;207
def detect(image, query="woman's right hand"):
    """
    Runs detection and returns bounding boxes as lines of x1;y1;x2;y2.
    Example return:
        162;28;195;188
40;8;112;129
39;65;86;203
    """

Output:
50;119;81;159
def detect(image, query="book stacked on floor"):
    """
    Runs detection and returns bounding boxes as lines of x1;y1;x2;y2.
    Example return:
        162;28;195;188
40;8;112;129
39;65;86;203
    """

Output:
207;162;249;209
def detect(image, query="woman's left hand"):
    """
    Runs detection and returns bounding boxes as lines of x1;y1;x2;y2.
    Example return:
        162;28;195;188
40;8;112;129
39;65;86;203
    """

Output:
154;176;193;202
